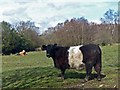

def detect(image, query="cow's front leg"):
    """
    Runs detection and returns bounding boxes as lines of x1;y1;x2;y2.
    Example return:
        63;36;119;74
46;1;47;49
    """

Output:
59;69;65;79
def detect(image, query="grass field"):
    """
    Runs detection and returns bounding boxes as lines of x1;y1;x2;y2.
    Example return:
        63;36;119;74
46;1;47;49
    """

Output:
2;45;119;89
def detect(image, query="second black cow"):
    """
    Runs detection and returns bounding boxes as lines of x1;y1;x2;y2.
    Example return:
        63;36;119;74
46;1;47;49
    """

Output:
41;44;102;81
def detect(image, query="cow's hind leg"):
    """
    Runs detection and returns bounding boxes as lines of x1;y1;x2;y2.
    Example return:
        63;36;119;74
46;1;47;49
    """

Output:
94;63;101;81
85;63;93;81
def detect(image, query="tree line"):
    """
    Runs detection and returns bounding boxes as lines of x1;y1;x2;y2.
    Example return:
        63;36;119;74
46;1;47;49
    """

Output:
1;21;42;55
1;9;119;55
40;9;119;46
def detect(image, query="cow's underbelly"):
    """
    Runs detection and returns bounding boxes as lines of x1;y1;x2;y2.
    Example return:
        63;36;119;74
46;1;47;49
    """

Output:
68;45;84;70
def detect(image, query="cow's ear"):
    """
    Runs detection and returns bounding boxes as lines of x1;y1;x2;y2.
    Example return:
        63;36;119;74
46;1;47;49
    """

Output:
54;43;57;46
41;45;47;51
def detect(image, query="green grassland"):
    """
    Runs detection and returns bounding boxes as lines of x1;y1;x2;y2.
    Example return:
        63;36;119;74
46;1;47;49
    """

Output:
2;45;119;89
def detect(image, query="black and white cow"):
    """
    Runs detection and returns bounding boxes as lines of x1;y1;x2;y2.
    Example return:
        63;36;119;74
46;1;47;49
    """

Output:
41;44;102;81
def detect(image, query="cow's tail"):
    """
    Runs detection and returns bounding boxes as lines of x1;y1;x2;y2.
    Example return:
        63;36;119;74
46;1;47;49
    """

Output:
97;46;102;67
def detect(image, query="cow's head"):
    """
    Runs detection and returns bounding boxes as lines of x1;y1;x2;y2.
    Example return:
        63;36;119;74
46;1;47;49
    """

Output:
41;44;57;58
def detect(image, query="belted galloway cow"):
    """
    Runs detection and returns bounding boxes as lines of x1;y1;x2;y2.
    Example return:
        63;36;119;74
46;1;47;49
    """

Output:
41;44;102;81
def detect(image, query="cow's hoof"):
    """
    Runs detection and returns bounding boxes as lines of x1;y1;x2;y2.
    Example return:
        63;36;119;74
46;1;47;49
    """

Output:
58;75;65;80
84;76;90;82
84;78;89;82
61;77;65;80
97;78;101;81
58;76;64;80
58;74;61;77
97;76;101;81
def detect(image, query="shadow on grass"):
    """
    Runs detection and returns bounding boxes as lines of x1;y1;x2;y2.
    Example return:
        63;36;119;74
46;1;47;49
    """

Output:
91;74;106;80
65;72;86;79
65;71;106;80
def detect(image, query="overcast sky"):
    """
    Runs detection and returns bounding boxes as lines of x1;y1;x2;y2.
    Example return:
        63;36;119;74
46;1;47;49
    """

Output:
0;0;119;33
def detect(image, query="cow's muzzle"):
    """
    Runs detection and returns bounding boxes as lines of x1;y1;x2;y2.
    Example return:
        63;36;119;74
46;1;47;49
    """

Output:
46;54;50;58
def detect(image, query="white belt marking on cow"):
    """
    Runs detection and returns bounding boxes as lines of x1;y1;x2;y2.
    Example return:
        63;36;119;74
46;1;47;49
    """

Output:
68;45;84;70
